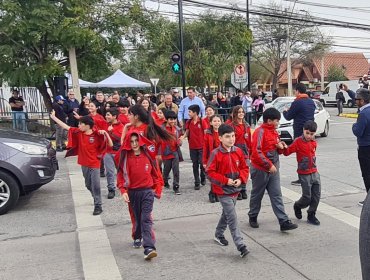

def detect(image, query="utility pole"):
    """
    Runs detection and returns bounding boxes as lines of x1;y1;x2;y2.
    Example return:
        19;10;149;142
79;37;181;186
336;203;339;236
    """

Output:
287;25;293;96
246;0;251;91
69;48;82;101
321;57;325;90
178;0;187;98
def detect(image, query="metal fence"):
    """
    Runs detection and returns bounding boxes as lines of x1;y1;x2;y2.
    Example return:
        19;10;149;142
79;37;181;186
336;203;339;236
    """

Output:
215;107;258;126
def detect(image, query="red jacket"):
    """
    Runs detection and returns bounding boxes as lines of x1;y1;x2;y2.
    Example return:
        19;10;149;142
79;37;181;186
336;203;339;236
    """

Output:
160;125;182;160
90;113;107;130
116;131;163;198
225;120;252;159
202;129;220;165
106;121;124;154
206;145;249;196
283;136;318;174
251;123;283;171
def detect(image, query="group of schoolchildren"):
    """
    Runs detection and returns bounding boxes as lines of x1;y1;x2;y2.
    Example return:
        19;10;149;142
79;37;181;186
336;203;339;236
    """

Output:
50;97;322;260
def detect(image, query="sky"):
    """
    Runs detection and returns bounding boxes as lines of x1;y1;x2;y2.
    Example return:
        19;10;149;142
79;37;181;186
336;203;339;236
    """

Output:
143;0;370;60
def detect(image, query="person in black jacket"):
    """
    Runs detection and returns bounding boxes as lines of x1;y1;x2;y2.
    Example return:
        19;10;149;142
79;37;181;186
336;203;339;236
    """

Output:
63;90;80;127
336;84;346;116
52;95;68;152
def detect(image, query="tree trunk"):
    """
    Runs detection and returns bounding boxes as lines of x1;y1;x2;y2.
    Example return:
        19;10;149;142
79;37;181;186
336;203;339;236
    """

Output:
272;74;278;95
37;82;52;112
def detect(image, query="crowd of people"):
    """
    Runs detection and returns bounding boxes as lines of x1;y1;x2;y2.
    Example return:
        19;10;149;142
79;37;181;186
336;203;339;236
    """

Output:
48;83;331;262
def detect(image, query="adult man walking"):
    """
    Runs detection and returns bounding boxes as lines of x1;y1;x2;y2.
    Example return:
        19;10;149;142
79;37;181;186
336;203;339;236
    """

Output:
9;89;27;132
352;89;370;206
64;90;80;127
157;93;179;115
283;83;315;185
52;95;68;152
178;87;205;128
353;88;370;279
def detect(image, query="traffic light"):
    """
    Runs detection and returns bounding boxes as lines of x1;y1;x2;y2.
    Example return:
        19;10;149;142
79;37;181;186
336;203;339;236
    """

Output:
171;53;181;74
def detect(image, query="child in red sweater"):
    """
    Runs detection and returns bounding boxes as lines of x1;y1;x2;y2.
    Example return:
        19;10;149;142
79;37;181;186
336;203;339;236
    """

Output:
117;131;163;260
206;124;250;258
202;105;216;130
226;105;252;200
248;108;298;232
50;111;112;215
161;110;183;195
283;120;321;225
181;104;206;190
203;115;222;203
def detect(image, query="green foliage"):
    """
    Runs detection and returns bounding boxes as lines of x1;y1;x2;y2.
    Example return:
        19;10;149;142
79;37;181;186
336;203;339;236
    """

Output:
327;65;348;82
122;12;252;90
0;0;143;109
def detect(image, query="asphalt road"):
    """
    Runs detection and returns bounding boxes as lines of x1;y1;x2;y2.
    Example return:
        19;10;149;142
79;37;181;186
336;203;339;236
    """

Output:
0;106;366;280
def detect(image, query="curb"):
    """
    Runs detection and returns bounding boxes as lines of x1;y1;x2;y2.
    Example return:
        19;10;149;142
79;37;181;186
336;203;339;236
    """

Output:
340;113;358;119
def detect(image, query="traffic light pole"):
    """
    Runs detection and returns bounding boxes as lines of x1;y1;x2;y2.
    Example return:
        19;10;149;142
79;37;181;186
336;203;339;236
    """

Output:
246;0;251;91
178;0;187;98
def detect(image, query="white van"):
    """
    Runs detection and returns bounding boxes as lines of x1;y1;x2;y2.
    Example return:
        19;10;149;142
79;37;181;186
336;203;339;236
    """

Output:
320;80;359;108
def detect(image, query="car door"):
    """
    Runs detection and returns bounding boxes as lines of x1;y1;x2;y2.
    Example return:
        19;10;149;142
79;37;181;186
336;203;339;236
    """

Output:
313;100;325;133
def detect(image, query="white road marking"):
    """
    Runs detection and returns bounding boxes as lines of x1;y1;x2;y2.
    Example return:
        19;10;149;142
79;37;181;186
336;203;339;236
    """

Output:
68;158;122;280
281;187;360;229
329;121;356;125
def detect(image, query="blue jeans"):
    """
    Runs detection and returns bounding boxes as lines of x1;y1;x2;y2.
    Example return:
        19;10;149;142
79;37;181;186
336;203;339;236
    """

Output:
12;112;27;132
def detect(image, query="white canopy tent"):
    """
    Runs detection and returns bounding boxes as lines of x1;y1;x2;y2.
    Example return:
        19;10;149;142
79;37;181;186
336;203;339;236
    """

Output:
65;73;97;88
95;69;150;88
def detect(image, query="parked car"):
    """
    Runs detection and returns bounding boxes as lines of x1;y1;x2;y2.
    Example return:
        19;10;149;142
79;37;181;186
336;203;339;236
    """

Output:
258;97;330;142
307;90;323;100
0;129;58;215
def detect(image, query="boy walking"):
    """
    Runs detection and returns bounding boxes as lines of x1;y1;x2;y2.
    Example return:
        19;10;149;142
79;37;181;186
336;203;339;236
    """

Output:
283;120;321;225
161;110;183;195
206;124;250;258
248;108;298;231
181;104;206;190
117;131;163;260
104;108;124;199
50;110;112;215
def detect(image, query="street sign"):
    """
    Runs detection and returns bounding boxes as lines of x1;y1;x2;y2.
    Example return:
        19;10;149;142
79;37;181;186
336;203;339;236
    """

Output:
235;64;246;75
150;78;160;95
231;64;248;89
230;73;248;89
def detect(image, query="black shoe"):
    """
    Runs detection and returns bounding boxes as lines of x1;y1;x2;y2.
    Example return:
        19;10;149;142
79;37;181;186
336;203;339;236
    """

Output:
241;190;248;200
237;192;243;200
293;203;302;219
291;179;301;186
144;248;157;260
93;206;103;216
107;190;115;199
240;246;250;258
164;183;170;189
215;195;219;202
194;184;200;190
249;216;259;228
100;173;106;178
209;192;216;203
280;220;298;231
307;213;320;226
173;187;181;195
214;236;229;246
56;147;63;152
62;145;67;150
132;239;142;248
201;179;206;186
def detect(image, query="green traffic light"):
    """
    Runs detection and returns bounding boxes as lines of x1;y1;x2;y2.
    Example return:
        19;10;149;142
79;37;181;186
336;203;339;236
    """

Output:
172;63;181;73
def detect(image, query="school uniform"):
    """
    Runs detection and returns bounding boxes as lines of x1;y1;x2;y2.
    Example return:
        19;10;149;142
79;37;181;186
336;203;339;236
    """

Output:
186;118;205;186
248;123;290;225
206;145;249;252
283;136;321;213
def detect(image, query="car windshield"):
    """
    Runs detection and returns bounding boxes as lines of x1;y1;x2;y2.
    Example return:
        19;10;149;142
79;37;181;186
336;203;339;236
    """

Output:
273;100;293;112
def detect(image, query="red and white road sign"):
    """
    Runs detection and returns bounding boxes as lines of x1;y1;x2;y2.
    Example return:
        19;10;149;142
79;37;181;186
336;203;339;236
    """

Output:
234;64;246;75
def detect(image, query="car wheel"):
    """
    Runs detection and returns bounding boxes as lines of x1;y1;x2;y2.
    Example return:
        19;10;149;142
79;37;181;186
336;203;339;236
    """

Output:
0;171;20;215
348;100;354;108
320;121;329;137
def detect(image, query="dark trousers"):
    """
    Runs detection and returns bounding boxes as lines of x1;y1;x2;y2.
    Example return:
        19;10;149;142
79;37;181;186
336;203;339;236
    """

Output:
358;146;370;192
190;149;206;185
296;173;321;213
360;192;370;280
100;158;105;176
163;154;180;189
128;188;156;250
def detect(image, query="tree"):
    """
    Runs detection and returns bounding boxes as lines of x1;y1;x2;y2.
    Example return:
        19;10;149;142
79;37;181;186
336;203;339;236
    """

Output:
253;2;331;91
122;13;252;91
0;0;143;110
327;65;348;82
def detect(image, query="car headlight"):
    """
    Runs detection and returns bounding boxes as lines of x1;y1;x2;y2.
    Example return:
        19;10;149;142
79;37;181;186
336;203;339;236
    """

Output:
4;142;47;155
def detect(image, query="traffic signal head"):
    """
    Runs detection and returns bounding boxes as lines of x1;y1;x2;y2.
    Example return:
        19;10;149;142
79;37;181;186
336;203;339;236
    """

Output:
171;53;181;74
